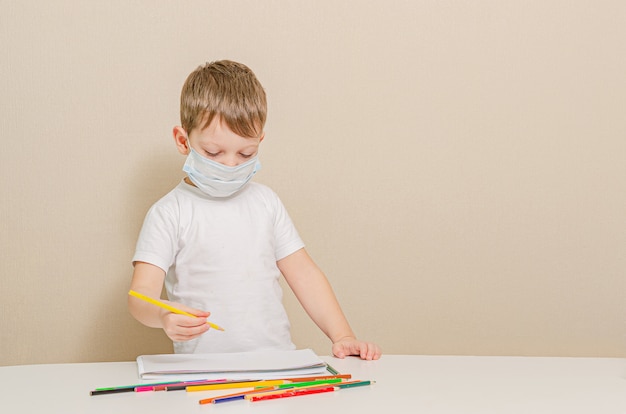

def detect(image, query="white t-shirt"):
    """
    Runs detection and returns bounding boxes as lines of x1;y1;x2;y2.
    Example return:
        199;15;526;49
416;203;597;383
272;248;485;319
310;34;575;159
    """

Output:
132;180;305;354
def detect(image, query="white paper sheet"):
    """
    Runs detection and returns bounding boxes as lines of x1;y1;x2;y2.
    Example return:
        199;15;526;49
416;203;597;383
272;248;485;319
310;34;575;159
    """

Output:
136;348;329;380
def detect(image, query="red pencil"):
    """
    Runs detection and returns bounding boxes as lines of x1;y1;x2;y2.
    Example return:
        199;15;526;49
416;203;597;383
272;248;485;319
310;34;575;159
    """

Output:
249;386;335;402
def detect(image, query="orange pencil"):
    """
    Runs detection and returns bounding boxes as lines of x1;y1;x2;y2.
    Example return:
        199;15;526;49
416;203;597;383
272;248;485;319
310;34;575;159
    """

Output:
199;386;276;405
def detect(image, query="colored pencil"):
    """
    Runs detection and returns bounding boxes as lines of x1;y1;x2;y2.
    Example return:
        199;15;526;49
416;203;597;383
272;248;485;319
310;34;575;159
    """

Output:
249;386;336;402
199;386;277;405
275;378;343;389
94;380;182;391
336;380;374;389
213;395;247;404
90;379;227;396
187;379;285;392
90;388;137;396
162;379;247;391
284;374;352;382
128;289;224;331
135;386;155;392
326;364;339;375
91;380;189;395
244;380;374;400
228;379;343;400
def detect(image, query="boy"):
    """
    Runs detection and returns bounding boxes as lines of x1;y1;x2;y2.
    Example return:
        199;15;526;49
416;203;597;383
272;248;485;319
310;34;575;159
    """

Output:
128;60;381;360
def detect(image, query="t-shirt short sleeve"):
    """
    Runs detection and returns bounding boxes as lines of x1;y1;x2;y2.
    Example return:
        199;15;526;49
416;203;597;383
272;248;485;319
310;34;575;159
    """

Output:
261;186;304;261
132;196;179;273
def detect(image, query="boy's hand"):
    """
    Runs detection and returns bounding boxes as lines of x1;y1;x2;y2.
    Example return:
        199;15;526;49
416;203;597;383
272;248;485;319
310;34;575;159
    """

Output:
159;304;211;342
332;337;382;361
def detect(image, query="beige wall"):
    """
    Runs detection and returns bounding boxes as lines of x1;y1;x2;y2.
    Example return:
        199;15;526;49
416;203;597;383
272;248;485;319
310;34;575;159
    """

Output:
1;1;625;366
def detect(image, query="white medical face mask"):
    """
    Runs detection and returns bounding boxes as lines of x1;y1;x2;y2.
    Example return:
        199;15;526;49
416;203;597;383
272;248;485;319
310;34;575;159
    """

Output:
183;147;261;198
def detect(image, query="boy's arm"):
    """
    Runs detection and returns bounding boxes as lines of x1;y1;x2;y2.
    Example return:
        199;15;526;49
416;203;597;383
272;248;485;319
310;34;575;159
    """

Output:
128;261;210;341
277;248;381;360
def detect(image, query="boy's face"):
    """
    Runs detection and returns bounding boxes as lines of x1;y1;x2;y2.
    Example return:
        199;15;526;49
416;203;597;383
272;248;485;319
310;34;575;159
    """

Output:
173;117;264;166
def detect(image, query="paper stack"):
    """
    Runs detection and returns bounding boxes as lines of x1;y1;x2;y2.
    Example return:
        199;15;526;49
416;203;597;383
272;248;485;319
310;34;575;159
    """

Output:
136;348;329;380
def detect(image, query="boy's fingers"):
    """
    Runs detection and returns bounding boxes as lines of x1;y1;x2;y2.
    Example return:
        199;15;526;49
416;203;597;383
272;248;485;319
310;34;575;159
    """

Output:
165;317;210;341
173;314;208;327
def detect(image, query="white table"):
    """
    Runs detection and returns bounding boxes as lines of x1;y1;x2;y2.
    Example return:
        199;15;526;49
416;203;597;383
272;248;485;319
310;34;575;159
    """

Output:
1;355;625;413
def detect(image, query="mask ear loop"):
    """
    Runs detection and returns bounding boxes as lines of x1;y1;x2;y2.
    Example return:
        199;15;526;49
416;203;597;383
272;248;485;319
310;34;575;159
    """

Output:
184;133;192;154
182;133;198;188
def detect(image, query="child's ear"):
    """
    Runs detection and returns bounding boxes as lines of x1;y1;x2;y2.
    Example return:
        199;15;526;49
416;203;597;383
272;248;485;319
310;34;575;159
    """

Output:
173;126;190;155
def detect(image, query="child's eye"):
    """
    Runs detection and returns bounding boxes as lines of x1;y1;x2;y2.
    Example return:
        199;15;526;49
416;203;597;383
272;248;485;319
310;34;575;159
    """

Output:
239;153;253;158
205;151;219;157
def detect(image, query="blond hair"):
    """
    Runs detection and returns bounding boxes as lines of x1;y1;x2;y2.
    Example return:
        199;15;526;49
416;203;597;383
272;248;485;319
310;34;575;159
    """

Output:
180;60;266;138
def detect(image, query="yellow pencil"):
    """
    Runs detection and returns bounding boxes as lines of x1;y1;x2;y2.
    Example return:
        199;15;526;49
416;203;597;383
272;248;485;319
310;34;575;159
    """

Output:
187;380;286;392
128;290;224;331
